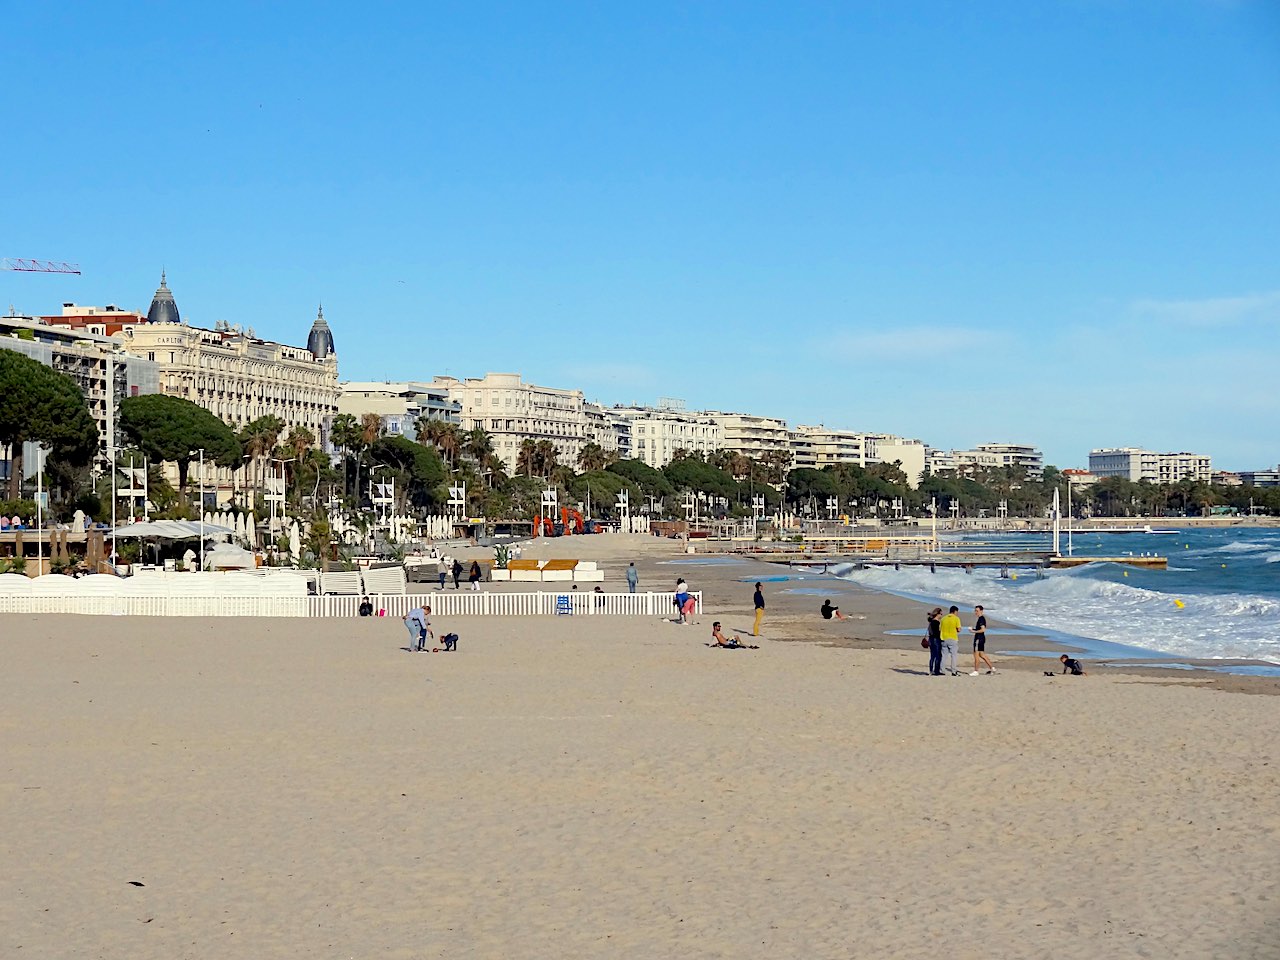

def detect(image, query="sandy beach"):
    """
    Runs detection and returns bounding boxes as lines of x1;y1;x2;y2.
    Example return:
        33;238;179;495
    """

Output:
3;534;1279;959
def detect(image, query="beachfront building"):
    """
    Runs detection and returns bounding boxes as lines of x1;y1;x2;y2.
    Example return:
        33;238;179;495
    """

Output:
1237;467;1280;488
704;411;792;470
0;313;160;480
584;402;632;461
1089;447;1212;485
789;425;871;470
870;437;927;488
43;275;341;503
925;447;958;476
611;403;722;469
336;381;462;444
428;373;590;474
968;443;1043;479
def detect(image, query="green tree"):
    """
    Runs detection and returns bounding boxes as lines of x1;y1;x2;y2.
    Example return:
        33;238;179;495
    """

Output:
119;394;241;496
0;350;99;498
369;435;447;507
607;458;674;497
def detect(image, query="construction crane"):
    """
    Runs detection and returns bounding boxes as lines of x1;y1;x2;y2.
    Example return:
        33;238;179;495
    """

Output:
1;258;81;274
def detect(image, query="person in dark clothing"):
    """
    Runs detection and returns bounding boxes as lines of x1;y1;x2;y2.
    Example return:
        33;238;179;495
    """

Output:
358;595;374;617
926;607;943;676
820;599;848;621
1060;655;1086;675
752;582;765;637
451;558;463;589
468;560;482;591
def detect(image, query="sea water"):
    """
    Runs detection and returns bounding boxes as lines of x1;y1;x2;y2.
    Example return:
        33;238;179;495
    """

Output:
831;527;1280;664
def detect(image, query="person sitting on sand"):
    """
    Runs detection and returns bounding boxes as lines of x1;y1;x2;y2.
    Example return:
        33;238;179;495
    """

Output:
820;599;848;621
358;595;374;617
711;621;750;648
1060;654;1086;676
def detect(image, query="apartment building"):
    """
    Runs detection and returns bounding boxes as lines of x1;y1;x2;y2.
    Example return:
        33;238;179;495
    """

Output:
705;411;792;466
611;404;722;469
337;381;461;443
429;373;589;473
1088;447;1212;484
0;313;159;477
789;425;870;470
871;437;927;488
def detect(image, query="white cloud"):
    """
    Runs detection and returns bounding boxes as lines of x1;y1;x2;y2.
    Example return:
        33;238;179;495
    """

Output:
1128;291;1280;327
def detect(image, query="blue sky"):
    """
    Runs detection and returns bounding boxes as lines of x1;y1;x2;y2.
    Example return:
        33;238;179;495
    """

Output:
4;1;1278;469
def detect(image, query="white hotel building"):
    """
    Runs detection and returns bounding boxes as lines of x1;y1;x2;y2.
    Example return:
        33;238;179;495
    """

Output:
429;373;591;473
1088;447;1212;484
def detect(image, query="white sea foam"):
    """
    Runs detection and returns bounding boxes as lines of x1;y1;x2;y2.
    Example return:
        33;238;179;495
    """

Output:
837;564;1280;663
1266;553;1280;565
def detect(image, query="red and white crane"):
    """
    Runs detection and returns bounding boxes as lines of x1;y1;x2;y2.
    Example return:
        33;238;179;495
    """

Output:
1;258;81;274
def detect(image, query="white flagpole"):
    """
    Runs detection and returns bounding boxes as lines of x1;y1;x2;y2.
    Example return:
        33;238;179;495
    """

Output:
36;445;44;575
111;453;117;568
199;448;205;572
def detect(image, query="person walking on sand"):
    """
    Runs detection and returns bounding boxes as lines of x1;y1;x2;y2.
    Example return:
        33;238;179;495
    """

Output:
626;561;639;594
451;558;463;589
468;560;482;591
939;605;962;676
752;582;766;636
926;607;943;676
969;605;997;675
674;577;690;623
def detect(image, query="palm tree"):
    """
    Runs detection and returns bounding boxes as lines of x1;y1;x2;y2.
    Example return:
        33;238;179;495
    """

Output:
578;442;608;473
534;440;558;478
238;415;284;508
516;438;537;478
284;426;315;503
417;417;461;468
352;413;382;504
464;427;502;486
330;413;358;499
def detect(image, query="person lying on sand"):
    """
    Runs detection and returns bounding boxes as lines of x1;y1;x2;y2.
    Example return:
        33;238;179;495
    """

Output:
820;599;848;621
710;622;756;649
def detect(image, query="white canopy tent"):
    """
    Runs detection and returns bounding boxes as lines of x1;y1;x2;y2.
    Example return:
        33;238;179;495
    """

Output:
111;520;236;540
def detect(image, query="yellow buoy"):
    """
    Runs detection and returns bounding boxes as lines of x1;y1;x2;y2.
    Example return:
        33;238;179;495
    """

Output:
1222;564;1227;568
1174;599;1185;609
1123;571;1128;577
1011;574;1017;581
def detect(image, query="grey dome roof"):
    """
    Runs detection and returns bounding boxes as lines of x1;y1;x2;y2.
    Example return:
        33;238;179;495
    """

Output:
307;304;335;359
146;270;181;325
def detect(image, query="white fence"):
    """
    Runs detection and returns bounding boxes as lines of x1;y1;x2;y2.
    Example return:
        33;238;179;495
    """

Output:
0;591;702;619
